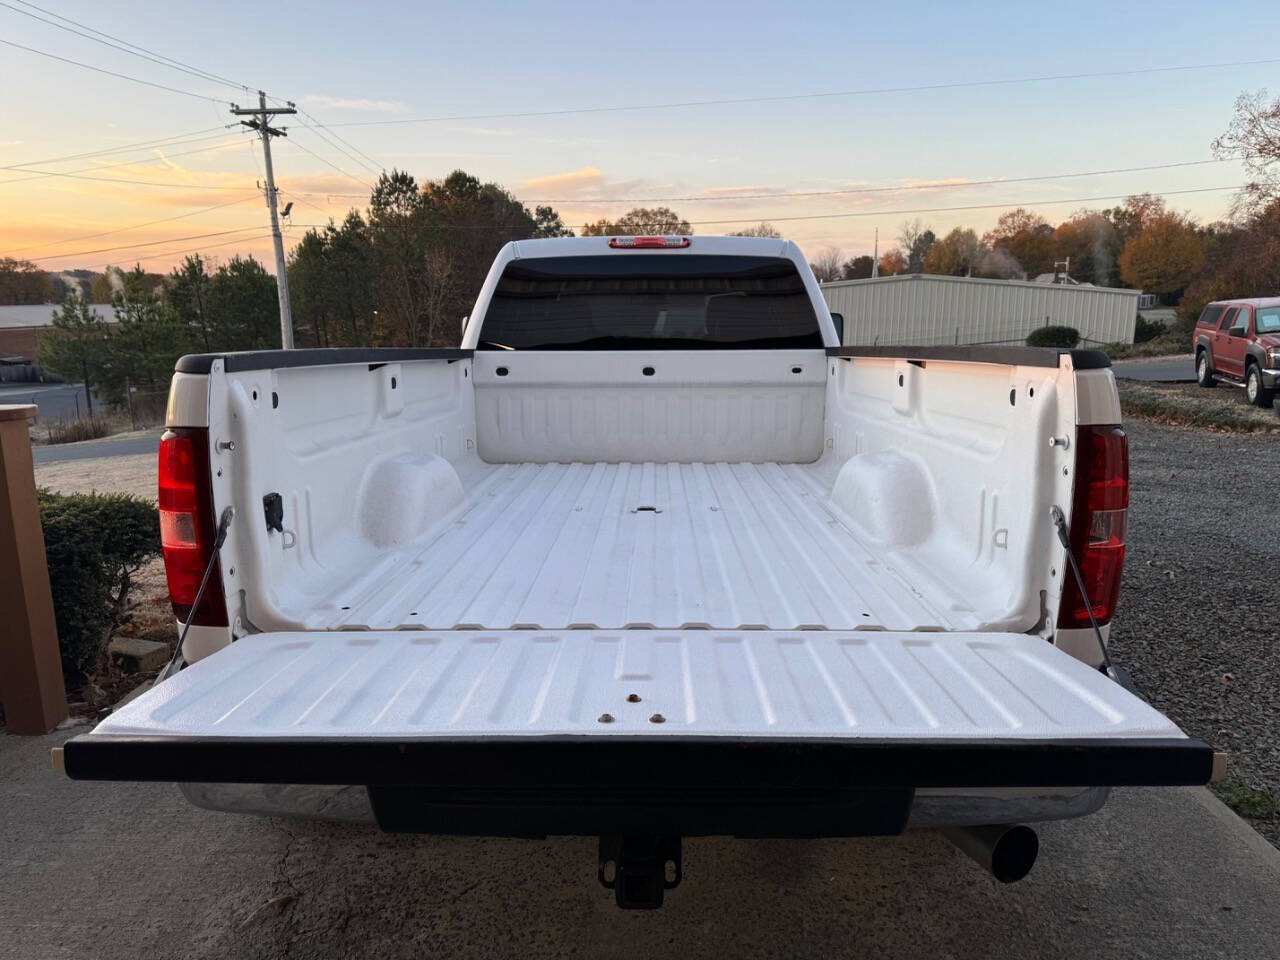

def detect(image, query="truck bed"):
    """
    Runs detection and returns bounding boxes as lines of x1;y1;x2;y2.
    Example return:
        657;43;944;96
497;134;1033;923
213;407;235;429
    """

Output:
294;460;977;634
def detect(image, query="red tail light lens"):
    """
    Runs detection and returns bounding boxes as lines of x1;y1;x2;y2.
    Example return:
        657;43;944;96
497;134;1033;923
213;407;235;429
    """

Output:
1058;425;1128;628
158;428;226;626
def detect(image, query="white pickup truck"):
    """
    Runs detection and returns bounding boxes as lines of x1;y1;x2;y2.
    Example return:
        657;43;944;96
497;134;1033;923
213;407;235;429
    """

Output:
60;236;1210;908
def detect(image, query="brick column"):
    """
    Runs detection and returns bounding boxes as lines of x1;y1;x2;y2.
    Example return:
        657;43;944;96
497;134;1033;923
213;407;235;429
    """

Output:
0;404;67;734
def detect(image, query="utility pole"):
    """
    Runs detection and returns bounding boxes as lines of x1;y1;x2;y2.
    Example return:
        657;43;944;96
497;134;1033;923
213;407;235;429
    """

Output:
232;91;296;349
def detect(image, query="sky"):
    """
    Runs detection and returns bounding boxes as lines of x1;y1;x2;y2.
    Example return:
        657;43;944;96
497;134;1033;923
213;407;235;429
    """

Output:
2;0;1279;279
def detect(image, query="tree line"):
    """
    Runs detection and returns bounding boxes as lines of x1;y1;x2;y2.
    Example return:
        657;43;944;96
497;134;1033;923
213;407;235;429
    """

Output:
24;85;1280;400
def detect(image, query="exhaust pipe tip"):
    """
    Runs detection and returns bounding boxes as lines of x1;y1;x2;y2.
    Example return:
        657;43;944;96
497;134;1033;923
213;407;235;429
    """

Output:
943;823;1039;884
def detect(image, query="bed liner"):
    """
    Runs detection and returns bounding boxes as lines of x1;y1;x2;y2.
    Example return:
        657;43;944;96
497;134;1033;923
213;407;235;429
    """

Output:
287;460;982;633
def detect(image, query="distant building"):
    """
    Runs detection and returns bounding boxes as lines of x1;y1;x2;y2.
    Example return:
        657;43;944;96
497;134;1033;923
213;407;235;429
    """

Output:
820;274;1141;347
0;303;118;363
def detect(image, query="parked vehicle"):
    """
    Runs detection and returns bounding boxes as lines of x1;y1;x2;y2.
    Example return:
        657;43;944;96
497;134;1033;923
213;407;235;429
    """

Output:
58;236;1211;908
1193;297;1280;407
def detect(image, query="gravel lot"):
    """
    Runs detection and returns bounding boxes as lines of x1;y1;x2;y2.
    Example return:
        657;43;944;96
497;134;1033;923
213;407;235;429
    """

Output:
1109;418;1280;843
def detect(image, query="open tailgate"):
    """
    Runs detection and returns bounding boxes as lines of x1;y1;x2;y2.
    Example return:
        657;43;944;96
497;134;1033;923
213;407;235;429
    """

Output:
63;630;1211;800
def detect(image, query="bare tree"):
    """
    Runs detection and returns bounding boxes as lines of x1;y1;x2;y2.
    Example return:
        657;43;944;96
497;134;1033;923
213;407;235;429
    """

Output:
421;246;459;346
809;246;844;283
729;222;782;238
1213;89;1280;216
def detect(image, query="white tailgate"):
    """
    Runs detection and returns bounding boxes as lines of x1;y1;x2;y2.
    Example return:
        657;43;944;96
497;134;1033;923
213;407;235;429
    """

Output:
93;631;1185;741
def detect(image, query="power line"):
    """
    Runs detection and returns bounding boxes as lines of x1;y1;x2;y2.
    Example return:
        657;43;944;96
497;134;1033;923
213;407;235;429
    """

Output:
323;57;1280;128
518;157;1241;204
291;120;381;177
0;168;251;190
292;110;383;173
284;136;373;190
286;184;1251;230
667;184;1246;228
1;193;261;259
75;232;275;273
0;126;231;171
0;137;253;186
22;225;297;264
0;37;227;102
0;0;250;94
5;0;253;93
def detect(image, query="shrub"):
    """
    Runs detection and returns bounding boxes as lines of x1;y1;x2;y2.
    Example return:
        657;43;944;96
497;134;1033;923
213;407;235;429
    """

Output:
38;490;162;674
1133;314;1167;343
1025;325;1080;348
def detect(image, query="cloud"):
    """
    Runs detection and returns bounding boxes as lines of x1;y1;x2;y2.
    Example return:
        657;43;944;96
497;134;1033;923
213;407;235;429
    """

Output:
522;167;607;192
0;139;24;146
302;94;405;113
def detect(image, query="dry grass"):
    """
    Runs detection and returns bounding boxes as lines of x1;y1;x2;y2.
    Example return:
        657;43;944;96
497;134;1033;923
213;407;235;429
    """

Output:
1119;380;1280;433
34;452;157;500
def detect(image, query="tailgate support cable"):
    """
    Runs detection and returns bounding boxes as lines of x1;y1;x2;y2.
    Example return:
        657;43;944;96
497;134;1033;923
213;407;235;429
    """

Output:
164;507;235;675
1050;505;1116;678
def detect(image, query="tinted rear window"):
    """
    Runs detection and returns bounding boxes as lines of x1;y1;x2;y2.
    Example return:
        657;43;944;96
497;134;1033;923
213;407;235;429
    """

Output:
1198;305;1224;327
477;255;822;350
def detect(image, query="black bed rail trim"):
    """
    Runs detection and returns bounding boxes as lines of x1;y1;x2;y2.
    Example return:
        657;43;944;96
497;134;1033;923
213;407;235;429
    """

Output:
175;347;474;374
62;734;1211;788
825;345;1111;369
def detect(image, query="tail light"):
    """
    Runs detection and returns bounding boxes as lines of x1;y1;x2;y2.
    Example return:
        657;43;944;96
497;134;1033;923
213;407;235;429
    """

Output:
158;428;227;626
1058;425;1128;629
608;236;690;248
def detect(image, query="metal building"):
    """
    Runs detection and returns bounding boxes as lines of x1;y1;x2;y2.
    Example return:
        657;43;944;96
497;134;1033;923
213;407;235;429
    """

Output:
820;275;1140;347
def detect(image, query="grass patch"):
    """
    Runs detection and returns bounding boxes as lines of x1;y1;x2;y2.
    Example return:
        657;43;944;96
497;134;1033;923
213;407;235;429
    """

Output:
1212;778;1278;820
43;416;112;444
1101;334;1189;360
1118;380;1280;433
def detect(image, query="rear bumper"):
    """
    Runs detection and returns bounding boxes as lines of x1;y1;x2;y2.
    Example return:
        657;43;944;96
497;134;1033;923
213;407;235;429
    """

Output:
63;734;1210;837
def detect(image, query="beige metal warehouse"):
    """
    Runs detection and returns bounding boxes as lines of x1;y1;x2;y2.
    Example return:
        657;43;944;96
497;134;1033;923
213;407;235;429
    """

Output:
820;275;1141;347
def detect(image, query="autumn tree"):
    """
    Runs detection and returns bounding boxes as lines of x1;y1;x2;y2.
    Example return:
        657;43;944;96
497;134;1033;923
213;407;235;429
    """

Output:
983;208;1055;277
1118;212;1205;296
1212;89;1280;215
581;207;692;236
36;294;109;415
1053;212;1122;286
808;247;844;282
878;249;907;276
922;228;983;276
1180;199;1280;323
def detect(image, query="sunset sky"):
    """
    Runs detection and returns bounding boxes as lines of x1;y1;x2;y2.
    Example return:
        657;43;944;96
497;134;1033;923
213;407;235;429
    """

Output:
2;0;1278;279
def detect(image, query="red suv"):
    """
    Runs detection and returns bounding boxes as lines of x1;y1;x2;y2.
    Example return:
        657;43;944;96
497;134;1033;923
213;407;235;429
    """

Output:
1193;297;1280;407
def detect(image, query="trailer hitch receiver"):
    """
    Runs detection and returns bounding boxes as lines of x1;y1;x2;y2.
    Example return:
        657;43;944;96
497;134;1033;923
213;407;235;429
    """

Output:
598;834;681;909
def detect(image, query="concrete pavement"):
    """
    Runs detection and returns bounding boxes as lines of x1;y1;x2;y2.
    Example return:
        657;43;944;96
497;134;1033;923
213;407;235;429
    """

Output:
1111;356;1196;382
2;726;1278;959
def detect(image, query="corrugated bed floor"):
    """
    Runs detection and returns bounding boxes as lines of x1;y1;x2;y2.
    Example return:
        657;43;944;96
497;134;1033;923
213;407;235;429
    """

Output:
311;462;977;632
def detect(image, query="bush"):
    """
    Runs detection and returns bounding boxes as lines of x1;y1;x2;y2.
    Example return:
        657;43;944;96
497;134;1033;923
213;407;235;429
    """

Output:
1133;314;1167;343
38;490;161;674
1025;325;1080;348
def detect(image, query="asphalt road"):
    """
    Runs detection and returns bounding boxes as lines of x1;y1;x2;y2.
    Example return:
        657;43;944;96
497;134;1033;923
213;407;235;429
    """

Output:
2;727;1278;959
0;381;95;421
30;432;161;464
1110;357;1196;382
